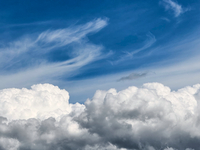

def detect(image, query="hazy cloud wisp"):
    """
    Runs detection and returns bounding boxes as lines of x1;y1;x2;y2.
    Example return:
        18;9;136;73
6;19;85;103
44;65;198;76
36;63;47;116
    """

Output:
0;18;108;88
112;32;156;65
161;0;184;17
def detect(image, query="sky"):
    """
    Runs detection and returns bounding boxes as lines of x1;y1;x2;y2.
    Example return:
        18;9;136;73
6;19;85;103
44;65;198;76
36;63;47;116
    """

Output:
0;0;199;103
0;0;200;149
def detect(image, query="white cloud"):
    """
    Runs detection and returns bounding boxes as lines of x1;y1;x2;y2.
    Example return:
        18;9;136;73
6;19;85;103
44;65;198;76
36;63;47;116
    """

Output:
36;18;108;49
161;0;184;17
0;84;85;121
0;83;200;149
0;18;108;89
78;82;200;149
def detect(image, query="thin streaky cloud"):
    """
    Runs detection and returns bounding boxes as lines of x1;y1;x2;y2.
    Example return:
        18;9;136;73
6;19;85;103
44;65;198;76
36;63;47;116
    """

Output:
161;0;184;17
36;18;108;48
111;32;156;65
130;32;156;55
0;44;103;88
0;21;53;28
0;18;108;88
161;17;171;22
0;18;107;70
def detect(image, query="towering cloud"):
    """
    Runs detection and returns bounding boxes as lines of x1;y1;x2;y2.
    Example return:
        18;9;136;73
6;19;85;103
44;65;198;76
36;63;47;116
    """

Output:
0;83;200;149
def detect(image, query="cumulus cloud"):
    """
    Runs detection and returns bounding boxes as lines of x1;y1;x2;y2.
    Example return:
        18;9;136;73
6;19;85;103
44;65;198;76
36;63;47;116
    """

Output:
0;84;72;120
0;137;20;150
160;0;189;17
1;83;200;149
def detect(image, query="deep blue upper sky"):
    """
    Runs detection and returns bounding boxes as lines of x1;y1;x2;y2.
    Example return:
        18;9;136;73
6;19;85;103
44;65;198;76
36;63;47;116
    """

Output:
0;0;200;102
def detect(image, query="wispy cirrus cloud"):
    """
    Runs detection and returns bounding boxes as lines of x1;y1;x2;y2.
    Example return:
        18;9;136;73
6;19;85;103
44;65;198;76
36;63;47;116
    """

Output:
0;18;108;88
161;17;171;22
110;32;156;65
129;32;156;55
160;0;186;17
36;18;108;49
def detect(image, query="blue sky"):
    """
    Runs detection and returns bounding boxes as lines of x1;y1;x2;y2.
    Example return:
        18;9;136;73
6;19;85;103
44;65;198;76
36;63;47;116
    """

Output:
0;0;200;103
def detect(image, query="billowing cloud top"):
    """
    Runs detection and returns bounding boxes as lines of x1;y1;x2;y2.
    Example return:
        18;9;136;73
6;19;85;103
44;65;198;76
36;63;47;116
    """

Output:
0;83;200;150
0;84;71;120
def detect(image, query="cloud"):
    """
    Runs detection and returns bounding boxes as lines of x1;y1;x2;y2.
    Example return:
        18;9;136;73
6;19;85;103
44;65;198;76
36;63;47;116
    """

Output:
161;17;171;22
1;83;200;149
0;18;108;89
0;84;73;121
36;18;108;49
0;137;20;150
117;72;147;82
77;82;200;149
161;0;185;17
112;32;156;65
129;32;156;55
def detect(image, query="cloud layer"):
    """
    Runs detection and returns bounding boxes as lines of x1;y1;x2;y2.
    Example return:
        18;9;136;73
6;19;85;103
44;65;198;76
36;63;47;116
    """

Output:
1;83;200;149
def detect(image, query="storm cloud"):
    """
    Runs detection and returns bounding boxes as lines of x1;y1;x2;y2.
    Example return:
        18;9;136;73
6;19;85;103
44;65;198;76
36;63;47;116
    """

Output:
0;83;200;149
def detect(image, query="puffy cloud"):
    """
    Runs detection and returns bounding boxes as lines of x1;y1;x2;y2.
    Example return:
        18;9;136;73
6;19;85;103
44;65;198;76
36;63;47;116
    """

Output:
0;137;20;150
77;82;200;149
0;83;200;149
0;84;72;120
0;117;100;150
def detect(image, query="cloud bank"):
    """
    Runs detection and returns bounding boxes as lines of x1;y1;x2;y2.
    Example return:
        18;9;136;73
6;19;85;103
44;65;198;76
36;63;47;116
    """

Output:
0;83;200;149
